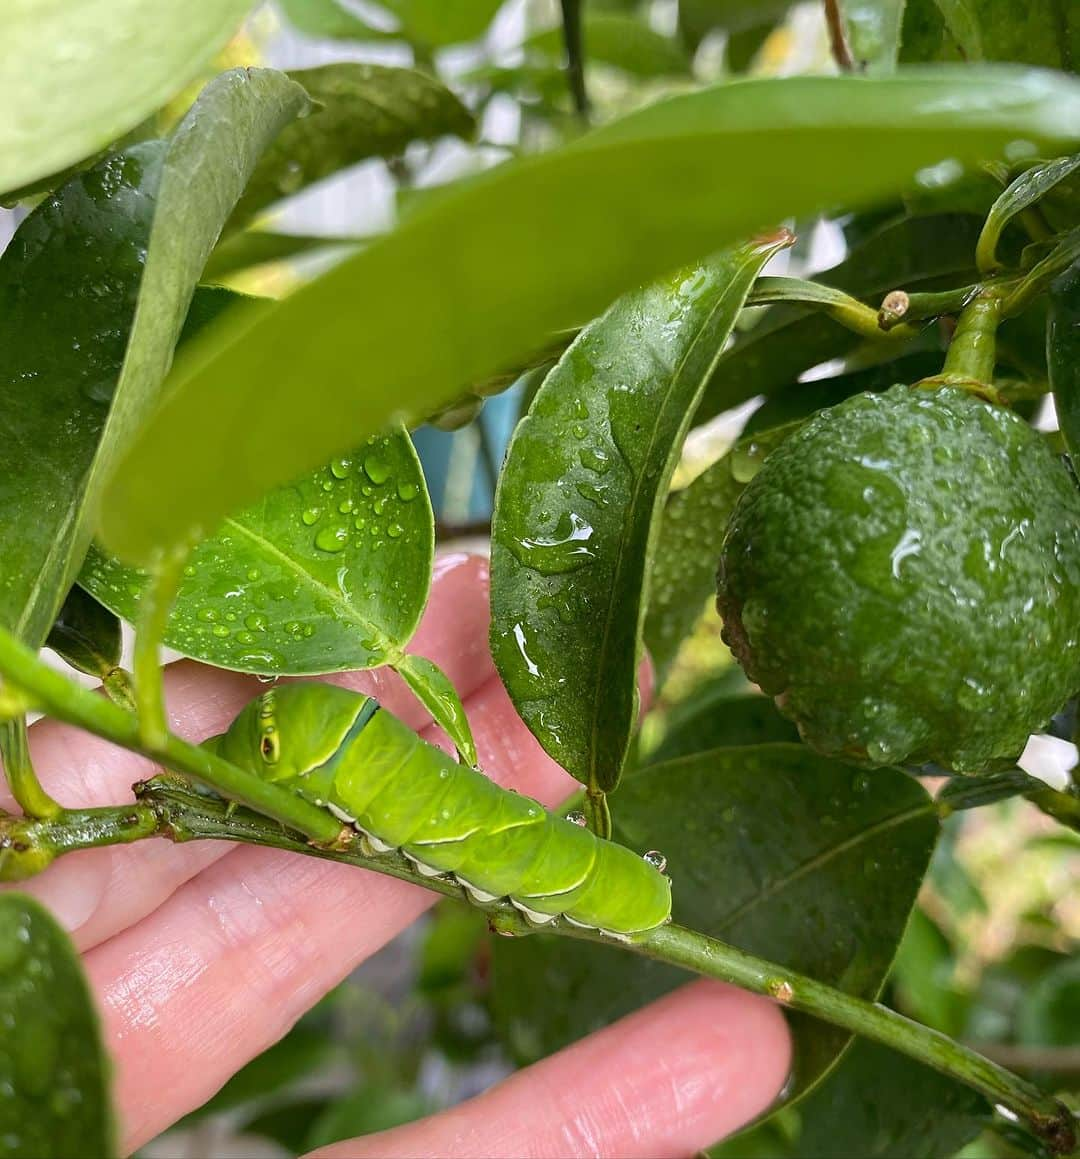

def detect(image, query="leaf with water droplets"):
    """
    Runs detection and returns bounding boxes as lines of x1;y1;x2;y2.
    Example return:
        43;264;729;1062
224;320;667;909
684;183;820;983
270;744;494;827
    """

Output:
0;69;309;653
644;420;802;684
0;0;254;195
226;63;474;234
0;893;115;1158
79;427;433;675
492;237;790;793
492;745;938;1102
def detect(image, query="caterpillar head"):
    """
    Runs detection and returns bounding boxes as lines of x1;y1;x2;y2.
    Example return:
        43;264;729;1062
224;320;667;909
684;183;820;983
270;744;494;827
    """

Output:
213;682;377;782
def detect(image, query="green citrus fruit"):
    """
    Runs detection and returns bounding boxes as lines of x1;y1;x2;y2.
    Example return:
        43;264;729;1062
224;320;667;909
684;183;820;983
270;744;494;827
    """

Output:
715;384;1080;772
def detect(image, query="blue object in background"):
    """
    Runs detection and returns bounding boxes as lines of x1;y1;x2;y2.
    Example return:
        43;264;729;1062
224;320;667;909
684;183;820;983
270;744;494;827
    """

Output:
412;384;523;525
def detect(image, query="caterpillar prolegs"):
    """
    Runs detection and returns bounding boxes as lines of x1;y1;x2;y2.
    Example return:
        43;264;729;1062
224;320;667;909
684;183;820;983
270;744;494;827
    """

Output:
208;683;672;940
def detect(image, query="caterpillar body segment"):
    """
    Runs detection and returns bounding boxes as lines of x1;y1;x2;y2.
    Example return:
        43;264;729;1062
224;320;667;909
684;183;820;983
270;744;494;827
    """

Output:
211;682;672;939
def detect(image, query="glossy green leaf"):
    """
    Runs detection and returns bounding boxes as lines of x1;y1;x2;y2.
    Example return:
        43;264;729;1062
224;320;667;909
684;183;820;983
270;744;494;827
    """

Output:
527;13;692;77
0;0;253;195
839;1;908;72
0;142;162;643
491;238;787;792
1047;264;1080;465
492;745;938;1097
977;153;1080;272
0;894;114;1158
714;1039;987;1158
228;64;474;232
696;212;983;427
901;0;1080;70
44;588;121;681
392;653;477;766
278;0;392;41
643;421;800;682
98;68;1080;564
80;428;433;675
0;69;309;653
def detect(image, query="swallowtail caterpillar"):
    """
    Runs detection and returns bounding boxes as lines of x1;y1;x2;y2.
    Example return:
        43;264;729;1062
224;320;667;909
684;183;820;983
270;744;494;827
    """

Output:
206;683;672;940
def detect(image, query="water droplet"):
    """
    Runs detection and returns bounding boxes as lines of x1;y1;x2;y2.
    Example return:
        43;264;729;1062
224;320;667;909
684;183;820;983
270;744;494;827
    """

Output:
731;442;770;483
236;631;254;645
566;810;587;827
643;850;667;872
578;447;611;475
182;564;197;578
212;625;230;638
889;528;922;578
571;423;587;439
246;568;260;582
244;613;267;631
511;512;596;574
512;622;541;676
315;525;349;553
197;608;218;623
364;455;390;484
338;498;354;514
354;516;367;530
373;496;388;516
387;523;404;538
398;481;418;502
301;507;321;526
330;458;351;479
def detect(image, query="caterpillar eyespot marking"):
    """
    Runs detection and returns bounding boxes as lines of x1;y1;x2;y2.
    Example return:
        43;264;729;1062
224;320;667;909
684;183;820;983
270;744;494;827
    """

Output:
209;682;672;939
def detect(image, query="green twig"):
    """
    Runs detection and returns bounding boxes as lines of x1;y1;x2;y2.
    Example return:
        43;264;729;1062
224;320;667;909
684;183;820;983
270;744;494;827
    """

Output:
876;284;981;331
20;775;1075;1155
627;925;1075;1154
0;803;157;881
0;622;340;843
0;717;61;819
918;289;1002;396
747;277;920;342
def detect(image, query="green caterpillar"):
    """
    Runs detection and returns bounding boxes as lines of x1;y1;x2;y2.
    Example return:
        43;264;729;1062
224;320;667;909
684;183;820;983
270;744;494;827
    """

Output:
208;682;672;940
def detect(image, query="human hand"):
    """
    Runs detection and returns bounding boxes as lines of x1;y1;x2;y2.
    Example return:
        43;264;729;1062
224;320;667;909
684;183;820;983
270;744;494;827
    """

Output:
5;553;791;1157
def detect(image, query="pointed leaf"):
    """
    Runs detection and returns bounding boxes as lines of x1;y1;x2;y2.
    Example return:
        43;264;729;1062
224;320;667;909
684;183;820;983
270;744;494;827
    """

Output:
0;0;254;194
492;746;938;1098
0;69;309;650
80;428;433;675
97;67;1080;564
228;63;474;232
392;653;477;766
491;238;789;792
0;894;114;1158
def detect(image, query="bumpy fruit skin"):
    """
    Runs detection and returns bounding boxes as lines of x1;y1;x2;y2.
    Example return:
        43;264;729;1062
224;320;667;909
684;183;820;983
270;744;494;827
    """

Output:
716;385;1080;772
